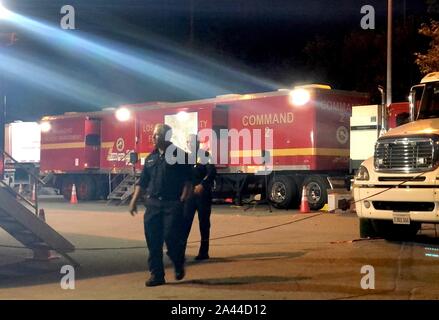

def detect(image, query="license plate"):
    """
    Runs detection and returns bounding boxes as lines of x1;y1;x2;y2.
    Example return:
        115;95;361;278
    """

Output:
393;213;410;225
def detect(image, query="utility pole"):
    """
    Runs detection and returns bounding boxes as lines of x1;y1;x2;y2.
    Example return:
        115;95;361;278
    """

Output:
189;0;194;46
386;0;393;106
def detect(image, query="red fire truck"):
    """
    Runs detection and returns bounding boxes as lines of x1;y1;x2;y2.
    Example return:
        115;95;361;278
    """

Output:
40;86;369;209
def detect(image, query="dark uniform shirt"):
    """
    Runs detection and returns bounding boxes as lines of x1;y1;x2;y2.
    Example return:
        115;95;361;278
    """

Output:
137;143;192;201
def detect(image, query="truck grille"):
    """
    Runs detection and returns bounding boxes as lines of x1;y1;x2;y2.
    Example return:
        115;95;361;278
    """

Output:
374;137;438;173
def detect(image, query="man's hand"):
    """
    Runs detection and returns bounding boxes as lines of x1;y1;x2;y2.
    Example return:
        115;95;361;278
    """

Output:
129;186;142;216
194;184;204;195
129;201;138;216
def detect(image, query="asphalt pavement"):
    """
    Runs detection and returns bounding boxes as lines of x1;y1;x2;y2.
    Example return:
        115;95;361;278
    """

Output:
0;199;438;299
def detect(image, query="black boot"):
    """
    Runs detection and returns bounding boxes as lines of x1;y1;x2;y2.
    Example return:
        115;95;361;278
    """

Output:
195;239;209;260
145;276;166;287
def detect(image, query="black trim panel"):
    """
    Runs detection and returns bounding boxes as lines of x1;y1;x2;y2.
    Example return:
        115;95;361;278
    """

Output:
351;125;380;130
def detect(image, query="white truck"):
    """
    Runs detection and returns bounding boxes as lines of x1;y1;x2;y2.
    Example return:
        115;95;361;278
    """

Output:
353;72;439;239
3;122;41;190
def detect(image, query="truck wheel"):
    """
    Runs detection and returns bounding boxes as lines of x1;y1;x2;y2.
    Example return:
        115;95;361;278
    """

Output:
61;176;75;201
372;220;420;240
76;176;97;201
268;175;297;209
302;175;330;211
359;218;377;238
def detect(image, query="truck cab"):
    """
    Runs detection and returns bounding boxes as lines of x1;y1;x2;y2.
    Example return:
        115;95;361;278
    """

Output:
353;72;439;239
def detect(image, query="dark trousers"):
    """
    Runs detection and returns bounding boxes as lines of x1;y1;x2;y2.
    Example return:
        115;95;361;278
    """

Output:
183;193;212;256
143;199;185;279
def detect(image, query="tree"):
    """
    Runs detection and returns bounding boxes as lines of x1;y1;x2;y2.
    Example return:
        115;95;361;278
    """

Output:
304;16;423;102
415;20;439;74
303;30;386;101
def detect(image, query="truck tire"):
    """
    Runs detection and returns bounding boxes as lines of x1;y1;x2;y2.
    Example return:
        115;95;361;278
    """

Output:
76;176;97;201
359;218;377;238
302;175;330;211
372;219;420;240
268;175;297;209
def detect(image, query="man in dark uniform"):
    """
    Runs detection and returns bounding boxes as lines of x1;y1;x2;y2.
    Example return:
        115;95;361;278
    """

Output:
183;134;217;260
129;124;192;287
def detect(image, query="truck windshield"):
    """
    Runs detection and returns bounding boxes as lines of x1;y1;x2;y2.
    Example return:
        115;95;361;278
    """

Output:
417;82;439;120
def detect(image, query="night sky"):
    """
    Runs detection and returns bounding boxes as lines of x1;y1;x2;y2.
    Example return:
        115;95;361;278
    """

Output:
0;0;428;121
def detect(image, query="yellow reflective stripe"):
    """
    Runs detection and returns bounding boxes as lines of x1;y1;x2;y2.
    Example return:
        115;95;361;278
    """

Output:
230;148;349;157
41;142;85;150
101;142;114;148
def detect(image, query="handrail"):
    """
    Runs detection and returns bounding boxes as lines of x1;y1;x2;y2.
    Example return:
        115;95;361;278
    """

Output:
2;150;45;186
1;150;40;215
0;179;38;214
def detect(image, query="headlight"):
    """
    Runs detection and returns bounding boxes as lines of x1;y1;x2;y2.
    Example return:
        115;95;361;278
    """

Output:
355;165;370;181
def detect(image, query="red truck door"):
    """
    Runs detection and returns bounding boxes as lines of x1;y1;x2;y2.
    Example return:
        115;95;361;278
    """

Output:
212;105;229;168
84;119;100;169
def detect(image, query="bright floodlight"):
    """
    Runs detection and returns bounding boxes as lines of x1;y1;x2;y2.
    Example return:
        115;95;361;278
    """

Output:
176;111;189;122
115;107;131;122
40;121;52;133
289;88;311;106
0;2;12;20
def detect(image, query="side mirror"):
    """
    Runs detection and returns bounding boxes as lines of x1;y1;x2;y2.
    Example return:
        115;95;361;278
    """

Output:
409;90;416;122
129;152;138;164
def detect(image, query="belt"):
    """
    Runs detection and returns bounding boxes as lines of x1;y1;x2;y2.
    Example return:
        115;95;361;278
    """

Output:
146;195;180;201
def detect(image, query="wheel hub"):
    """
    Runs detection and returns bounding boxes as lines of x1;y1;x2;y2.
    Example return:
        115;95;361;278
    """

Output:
306;182;322;204
271;182;286;203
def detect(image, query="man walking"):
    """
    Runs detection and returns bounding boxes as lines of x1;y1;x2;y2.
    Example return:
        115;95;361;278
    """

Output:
129;124;192;287
184;134;217;260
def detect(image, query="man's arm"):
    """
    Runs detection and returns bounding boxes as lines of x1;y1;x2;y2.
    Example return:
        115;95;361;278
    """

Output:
129;158;149;216
195;153;217;194
129;185;144;216
180;153;193;201
201;163;217;189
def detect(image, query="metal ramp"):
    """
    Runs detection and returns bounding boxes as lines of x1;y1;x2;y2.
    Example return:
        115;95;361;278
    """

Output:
107;174;139;205
0;186;76;265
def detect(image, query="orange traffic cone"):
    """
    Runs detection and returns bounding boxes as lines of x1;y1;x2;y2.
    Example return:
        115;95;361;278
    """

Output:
31;184;36;202
300;186;311;213
70;184;78;204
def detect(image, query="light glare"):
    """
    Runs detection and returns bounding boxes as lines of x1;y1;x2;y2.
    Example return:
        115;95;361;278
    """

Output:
289;88;311;106
40;121;52;133
115;107;131;122
0;2;12;20
176;111;189;122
